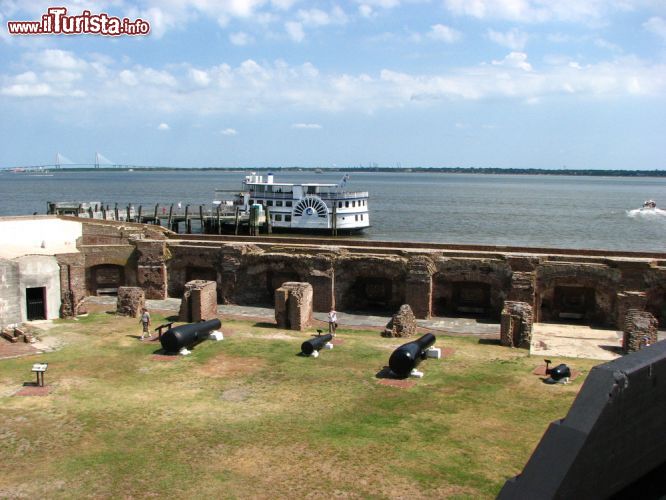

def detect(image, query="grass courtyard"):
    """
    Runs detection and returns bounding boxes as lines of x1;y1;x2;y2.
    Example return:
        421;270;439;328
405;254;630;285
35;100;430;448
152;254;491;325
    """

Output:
0;308;601;498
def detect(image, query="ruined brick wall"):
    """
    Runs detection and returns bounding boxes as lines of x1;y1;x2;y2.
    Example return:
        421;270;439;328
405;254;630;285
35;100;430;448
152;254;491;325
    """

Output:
68;220;666;327
432;258;512;319
179;280;217;322
56;253;86;318
405;256;435;319
623;309;658;353
275;282;313;331
500;301;533;349
116;286;145;317
535;262;621;326
134;239;168;299
382;304;418;338
616;291;648;329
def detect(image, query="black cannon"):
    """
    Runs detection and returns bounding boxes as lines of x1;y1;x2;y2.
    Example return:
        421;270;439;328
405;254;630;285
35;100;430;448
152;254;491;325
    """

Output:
388;333;436;378
160;319;222;353
544;359;571;382
301;333;333;356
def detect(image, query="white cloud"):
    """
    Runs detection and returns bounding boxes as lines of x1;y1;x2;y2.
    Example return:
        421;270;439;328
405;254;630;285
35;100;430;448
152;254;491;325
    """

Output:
443;0;630;24
157;123;170;130
30;49;87;70
1;78;52;97
487;28;528;50
221;128;238;135
492;51;532;71
297;6;348;26
644;16;666;41
285;21;305;42
359;4;374;17
292;123;322;129
230;31;254;46
189;68;211;87
119;69;139;86
428;24;461;43
2;52;664;115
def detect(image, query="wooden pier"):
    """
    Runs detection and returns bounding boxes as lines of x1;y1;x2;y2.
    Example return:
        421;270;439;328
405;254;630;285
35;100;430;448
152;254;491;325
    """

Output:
46;201;252;235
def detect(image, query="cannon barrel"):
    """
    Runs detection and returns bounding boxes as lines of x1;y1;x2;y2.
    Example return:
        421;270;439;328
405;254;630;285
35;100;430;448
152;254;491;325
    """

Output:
301;333;333;356
549;363;571;381
160;319;222;352
388;333;436;378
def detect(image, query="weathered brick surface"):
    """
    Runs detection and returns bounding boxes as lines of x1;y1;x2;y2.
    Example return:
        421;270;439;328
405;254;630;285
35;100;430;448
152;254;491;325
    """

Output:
179;280;217;322
616;291;648;329
405;256;435;319
274;282;313;331
56;253;87;317
382;304;418;338
116;287;145;317
500;301;533;349
623;309;658;353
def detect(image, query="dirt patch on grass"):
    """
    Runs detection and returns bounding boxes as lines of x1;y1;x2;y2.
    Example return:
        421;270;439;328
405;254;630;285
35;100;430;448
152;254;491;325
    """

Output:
151;353;181;362
197;353;265;378
14;384;52;396
377;378;416;389
0;341;39;360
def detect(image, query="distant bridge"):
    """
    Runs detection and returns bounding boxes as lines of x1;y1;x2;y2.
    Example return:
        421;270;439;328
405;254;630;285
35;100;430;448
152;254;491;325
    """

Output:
2;152;140;171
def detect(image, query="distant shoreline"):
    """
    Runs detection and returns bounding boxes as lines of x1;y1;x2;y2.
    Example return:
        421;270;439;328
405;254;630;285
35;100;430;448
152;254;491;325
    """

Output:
3;166;665;177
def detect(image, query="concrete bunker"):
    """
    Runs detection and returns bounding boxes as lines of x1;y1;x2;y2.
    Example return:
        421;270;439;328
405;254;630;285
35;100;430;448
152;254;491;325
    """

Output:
88;264;125;296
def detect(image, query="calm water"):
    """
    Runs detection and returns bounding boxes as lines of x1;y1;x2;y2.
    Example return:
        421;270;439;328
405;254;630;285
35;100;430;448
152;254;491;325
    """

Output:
1;170;665;252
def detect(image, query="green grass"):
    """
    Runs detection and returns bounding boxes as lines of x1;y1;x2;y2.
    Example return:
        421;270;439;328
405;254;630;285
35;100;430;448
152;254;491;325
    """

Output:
0;310;600;498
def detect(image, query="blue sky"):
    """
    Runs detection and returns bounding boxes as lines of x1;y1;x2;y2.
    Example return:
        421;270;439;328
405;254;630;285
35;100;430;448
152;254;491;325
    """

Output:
1;0;665;169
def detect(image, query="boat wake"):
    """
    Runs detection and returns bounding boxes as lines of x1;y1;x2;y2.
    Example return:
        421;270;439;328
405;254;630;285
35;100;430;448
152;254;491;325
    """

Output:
626;208;666;219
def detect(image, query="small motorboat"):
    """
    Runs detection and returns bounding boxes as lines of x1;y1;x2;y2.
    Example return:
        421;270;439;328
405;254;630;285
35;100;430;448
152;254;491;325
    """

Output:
642;199;657;210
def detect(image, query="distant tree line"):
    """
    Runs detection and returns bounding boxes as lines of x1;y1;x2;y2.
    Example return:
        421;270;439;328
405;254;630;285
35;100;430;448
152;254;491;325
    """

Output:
32;166;666;177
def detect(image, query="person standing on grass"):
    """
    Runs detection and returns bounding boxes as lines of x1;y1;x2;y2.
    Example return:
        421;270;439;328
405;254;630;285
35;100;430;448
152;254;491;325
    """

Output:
140;308;151;340
328;308;337;335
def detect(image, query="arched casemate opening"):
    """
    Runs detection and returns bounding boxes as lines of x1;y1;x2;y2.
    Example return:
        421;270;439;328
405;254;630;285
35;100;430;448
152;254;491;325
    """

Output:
88;264;125;296
335;259;406;314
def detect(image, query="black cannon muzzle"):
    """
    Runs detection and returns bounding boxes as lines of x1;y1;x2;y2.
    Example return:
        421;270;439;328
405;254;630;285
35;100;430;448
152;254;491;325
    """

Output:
160;319;222;353
301;333;333;356
388;333;436;378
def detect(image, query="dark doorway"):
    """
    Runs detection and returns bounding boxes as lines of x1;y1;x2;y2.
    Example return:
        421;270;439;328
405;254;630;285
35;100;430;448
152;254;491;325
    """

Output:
90;264;125;295
266;270;300;300
26;287;46;320
348;277;393;313
554;286;595;321
452;282;491;315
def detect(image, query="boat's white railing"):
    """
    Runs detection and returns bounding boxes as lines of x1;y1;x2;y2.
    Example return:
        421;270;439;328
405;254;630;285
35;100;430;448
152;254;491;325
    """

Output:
246;191;368;200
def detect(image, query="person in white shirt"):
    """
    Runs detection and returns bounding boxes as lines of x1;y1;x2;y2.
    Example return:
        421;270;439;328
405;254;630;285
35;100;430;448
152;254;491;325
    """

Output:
139;308;151;340
328;309;337;335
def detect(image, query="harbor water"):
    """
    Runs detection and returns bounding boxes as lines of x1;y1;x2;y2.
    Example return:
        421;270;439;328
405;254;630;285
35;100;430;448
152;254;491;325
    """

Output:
1;169;665;252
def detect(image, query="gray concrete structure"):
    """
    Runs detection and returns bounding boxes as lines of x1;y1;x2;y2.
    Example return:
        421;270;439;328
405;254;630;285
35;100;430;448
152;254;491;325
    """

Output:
0;259;21;328
15;255;62;322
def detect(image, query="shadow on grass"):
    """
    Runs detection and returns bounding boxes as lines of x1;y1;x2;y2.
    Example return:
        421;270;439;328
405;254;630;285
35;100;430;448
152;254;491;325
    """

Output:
253;321;278;329
478;338;501;346
375;366;404;380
